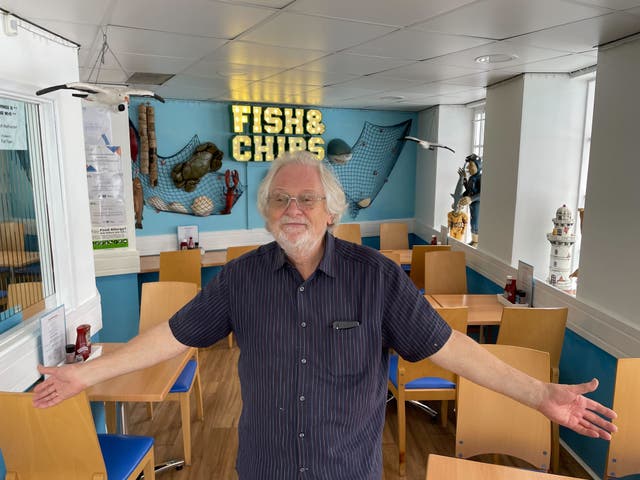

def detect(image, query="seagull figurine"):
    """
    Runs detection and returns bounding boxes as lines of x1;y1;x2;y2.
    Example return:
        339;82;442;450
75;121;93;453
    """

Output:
36;82;165;111
404;136;455;154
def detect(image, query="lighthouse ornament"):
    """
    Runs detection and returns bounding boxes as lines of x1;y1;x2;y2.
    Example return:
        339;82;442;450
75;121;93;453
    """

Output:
546;205;577;292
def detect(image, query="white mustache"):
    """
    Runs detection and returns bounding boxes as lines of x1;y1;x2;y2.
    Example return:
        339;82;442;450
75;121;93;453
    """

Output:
279;216;309;226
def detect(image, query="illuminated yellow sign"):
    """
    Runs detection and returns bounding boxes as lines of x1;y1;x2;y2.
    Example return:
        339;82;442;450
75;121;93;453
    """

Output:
230;105;326;161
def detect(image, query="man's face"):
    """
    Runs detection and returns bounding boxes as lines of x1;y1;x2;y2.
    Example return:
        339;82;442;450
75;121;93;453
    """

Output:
266;163;333;256
466;161;478;176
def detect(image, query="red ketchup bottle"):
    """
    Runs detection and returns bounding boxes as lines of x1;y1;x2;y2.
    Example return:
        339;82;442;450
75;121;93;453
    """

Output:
75;324;92;361
504;276;517;304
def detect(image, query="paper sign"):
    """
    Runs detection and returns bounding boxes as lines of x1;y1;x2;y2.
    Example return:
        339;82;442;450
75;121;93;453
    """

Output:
0;99;27;150
40;305;66;367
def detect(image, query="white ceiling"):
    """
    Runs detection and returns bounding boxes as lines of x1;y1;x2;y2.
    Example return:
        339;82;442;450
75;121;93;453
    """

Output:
4;0;640;110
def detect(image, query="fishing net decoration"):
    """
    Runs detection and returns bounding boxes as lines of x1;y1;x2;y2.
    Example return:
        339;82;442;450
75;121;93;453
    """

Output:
131;130;244;216
328;120;412;218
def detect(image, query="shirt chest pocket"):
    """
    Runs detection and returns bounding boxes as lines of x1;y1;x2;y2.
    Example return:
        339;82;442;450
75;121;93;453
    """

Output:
326;326;369;377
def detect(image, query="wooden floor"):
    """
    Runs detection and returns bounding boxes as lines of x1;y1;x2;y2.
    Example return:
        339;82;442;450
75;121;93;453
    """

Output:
126;341;591;480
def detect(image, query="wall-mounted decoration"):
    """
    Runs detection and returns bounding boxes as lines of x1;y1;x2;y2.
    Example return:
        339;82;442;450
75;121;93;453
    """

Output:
133;134;244;218
457;154;482;247
330;120;411;218
326;138;352;165
546;204;576;292
171;142;223;192
230;104;325;161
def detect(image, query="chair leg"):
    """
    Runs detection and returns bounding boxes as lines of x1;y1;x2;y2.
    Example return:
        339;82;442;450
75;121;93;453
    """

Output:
141;447;156;480
398;398;407;477
551;422;560;472
180;392;192;465
146;402;154;420
440;400;448;428
105;402;117;433
194;366;204;421
227;333;233;349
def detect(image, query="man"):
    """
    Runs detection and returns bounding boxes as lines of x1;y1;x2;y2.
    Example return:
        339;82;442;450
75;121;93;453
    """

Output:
35;151;616;479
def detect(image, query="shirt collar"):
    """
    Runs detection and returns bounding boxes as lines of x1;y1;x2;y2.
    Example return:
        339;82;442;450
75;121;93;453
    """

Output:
270;230;336;278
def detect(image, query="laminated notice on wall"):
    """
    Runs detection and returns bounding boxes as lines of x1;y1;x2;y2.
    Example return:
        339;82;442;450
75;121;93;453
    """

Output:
0;99;27;150
86;144;128;249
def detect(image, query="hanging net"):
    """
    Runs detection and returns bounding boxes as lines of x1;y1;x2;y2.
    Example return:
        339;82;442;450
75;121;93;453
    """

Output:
328;120;412;218
132;133;244;216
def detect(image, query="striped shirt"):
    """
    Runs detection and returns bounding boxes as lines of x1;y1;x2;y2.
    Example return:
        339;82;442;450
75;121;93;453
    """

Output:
169;233;452;479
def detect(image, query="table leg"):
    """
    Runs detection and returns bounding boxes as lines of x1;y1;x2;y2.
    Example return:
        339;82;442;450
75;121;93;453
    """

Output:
478;326;485;343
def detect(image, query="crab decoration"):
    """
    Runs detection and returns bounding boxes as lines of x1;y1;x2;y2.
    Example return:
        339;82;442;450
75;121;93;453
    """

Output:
171;142;224;192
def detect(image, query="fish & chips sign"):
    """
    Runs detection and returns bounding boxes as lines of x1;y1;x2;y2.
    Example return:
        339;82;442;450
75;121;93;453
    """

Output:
230;104;325;161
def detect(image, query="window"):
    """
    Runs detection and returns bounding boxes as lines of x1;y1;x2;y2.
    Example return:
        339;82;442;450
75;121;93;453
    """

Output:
471;107;485;157
0;96;55;330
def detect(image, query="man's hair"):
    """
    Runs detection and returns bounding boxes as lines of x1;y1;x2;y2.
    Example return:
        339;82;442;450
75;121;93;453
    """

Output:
257;150;347;228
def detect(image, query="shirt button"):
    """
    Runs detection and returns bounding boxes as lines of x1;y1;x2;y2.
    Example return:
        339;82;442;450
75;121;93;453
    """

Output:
299;432;305;438
299;286;305;292
301;322;307;328
301;358;307;364
299;395;305;401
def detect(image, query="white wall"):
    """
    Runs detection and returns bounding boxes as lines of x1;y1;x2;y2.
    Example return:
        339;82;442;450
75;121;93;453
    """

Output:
0;16;101;390
414;107;438;229
512;74;587;277
578;36;640;326
478;77;524;264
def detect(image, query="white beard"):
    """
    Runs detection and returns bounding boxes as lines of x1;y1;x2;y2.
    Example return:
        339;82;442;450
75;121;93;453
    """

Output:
271;216;324;259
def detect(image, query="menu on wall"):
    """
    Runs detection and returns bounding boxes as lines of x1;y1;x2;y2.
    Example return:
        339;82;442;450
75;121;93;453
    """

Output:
83;106;128;249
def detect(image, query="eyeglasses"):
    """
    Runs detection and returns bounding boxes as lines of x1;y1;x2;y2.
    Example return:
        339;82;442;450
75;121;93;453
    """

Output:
268;192;326;211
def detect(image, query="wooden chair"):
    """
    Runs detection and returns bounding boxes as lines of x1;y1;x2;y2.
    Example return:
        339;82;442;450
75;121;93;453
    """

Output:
0;221;25;251
0;391;155;480
333;223;362;244
605;357;640;479
8;281;44;320
497;307;568;472
409;244;451;291
379;222;409;250
456;344;551;471
159;249;202;289
424;250;467;294
388;306;468;476
138;281;203;465
225;244;261;348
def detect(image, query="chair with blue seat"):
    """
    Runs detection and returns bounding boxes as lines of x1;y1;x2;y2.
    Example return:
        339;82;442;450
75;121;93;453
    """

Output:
388;306;468;476
0;391;155;480
139;281;203;466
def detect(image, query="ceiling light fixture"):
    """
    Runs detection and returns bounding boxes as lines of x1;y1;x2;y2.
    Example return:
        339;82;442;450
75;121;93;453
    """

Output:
474;53;518;64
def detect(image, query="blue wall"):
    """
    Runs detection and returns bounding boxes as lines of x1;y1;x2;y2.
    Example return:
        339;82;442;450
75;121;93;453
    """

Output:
129;99;418;237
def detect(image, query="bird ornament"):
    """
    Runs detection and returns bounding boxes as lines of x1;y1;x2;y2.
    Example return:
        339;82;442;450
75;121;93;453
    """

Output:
404;136;455;154
36;82;165;111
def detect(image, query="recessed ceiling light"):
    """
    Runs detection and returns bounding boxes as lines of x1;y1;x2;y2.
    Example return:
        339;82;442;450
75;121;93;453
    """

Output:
474;54;519;64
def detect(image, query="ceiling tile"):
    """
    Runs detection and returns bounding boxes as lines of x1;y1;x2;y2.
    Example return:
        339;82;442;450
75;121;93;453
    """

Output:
223;0;292;7
439;69;521;87
412;0;610;39
511;12;640;52
114;52;197;74
287;0;477;27
334;74;426;91
163;74;249;91
515;52;598;72
572;0;640;9
79;67;129;84
263;69;359;86
202;41;328;69
105;25;227;58
240;12;395;51
347;29;493;60
300;53;413;76
376;61;480;82
31;20;100;49
110;0;276;38
1;0;111;24
185;61;284;81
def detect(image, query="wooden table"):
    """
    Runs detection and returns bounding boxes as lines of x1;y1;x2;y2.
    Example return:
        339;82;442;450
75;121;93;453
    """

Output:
140;250;226;273
379;249;412;265
87;343;194;472
427;294;503;342
425;454;582;480
0;250;40;282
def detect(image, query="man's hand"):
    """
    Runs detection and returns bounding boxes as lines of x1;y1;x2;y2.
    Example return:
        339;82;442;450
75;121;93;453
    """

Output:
458;196;471;207
32;364;87;408
538;378;617;440
457;167;465;177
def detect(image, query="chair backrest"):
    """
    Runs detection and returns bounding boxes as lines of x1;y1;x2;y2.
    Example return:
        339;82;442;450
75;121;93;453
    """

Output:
456;344;551;471
379;222;409;250
0;391;108;479
139;281;198;333
605;357;640;479
8;281;44;319
400;307;468;384
159;249;202;288
0;221;25;251
380;250;401;265
409;244;452;291
333;223;362;245
423;250;467;294
226;244;260;262
497;307;568;373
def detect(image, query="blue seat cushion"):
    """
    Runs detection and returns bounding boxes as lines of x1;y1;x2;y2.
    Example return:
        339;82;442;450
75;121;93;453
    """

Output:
170;359;197;393
389;354;455;390
98;434;153;480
